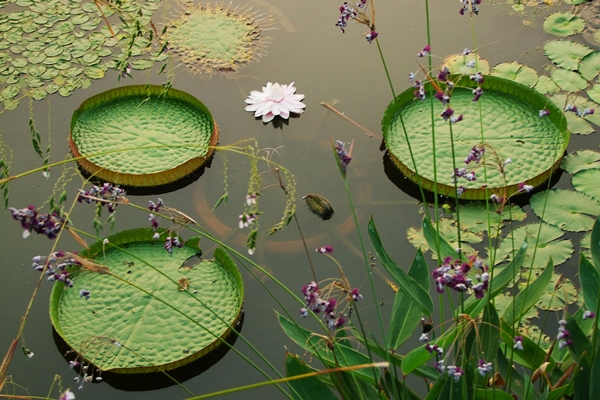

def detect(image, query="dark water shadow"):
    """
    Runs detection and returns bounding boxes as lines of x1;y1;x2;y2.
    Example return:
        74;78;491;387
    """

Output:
382;149;565;205
52;311;244;391
75;152;215;196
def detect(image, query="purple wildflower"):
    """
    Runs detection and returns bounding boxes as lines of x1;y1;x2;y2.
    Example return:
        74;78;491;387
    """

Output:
583;311;595;320
417;45;431;57
351;288;363;301
316;246;334;254
477;360;493;376
440;108;454;121
514;336;524;350
9;206;66;239
335;140;352;173
365;31;378;44
539;109;550;118
79;289;91;300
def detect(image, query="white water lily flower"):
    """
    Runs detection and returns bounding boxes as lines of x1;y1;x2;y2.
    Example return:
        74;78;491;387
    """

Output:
245;82;306;123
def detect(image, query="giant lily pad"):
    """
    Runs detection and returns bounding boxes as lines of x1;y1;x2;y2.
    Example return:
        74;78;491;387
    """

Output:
69;85;219;187
543;12;585;37
382;76;569;200
50;228;244;373
529;189;600;232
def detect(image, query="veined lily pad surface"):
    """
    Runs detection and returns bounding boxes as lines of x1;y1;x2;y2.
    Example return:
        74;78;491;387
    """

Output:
69;85;219;187
50;228;244;373
382;76;569;200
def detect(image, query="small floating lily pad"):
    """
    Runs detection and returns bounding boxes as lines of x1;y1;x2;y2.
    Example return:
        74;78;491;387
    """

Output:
543;12;585;37
382;76;569;200
572;169;600;201
491;62;538;87
529;189;600;232
495;223;573;270
441;53;490;75
579;51;600;81
588;84;600;103
551;69;588;92
534;75;559;95
69;85;219;187
544;40;593;71
50;228;244;373
561;149;600;173
451;203;526;238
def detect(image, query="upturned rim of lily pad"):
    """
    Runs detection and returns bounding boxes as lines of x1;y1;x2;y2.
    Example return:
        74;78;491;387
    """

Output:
69;85;219;187
382;75;569;200
49;228;244;374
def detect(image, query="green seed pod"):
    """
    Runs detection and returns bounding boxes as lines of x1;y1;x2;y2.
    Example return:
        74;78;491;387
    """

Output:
303;194;334;220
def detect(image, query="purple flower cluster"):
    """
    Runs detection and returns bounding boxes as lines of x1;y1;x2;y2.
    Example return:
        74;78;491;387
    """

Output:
299;281;348;332
459;0;481;15
539;109;550;118
335;2;358;33
9;205;66;239
414;80;426;101
514;335;524;350
583;310;596;320
477;359;493;376
335;140;352;174
452;168;476;182
77;183;127;213
472;87;483;102
464;145;485;165
517;182;534;193
31;251;81;287
470;72;484;84
432;255;489;298
440;107;463;124
164;236;184;254
557;319;572;350
446;365;465;382
565;104;595;118
316;245;334;254
417;45;431;57
148;198;164;232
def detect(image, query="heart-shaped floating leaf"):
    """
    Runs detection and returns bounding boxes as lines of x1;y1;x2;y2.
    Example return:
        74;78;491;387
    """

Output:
561;149;600;173
441;53;490;75
579;51;600;81
491;62;538;87
451;203;526;238
382;76;569;200
543;12;585;37
50;228;244;373
534;75;559;95
494;223;573;270
533;273;580;311
530;189;600;232
407;219;479;259
552;69;588;92
544;40;594;71
550;93;597;134
572;169;600;201
588;84;600;104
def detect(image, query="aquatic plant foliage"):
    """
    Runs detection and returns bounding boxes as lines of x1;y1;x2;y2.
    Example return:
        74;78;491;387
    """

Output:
543;12;586;37
50;228;244;373
166;2;272;74
382;75;569;200
0;0;165;109
69;85;219;187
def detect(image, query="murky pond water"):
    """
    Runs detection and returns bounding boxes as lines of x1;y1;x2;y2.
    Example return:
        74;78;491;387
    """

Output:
1;0;597;398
